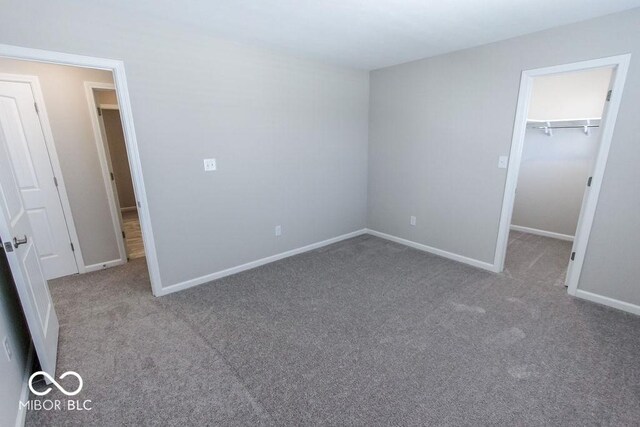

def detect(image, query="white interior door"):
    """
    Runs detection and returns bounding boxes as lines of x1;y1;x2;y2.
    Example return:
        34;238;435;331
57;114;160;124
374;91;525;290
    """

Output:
0;80;78;279
0;111;59;377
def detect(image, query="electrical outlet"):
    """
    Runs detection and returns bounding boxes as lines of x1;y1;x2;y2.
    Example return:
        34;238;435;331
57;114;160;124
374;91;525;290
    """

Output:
203;158;217;171
275;225;282;236
410;216;416;226
3;336;12;361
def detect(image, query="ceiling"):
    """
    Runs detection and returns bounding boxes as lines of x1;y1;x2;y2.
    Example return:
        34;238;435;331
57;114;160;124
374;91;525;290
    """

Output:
113;0;640;70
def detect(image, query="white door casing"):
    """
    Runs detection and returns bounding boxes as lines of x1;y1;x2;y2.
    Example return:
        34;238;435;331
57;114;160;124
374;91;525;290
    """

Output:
494;54;631;303
0;79;78;279
0;110;59;377
0;43;163;297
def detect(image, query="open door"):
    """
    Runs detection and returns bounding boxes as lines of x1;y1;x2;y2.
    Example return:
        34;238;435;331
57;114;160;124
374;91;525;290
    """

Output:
0;79;78;280
0;104;59;377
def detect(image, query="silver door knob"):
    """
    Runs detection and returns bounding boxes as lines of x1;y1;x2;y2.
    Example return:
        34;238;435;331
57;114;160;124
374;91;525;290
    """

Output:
13;235;27;248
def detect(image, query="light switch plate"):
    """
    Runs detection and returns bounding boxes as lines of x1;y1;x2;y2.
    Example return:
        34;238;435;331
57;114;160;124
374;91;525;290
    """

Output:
498;155;509;169
203;158;217;171
410;216;416;226
275;225;282;236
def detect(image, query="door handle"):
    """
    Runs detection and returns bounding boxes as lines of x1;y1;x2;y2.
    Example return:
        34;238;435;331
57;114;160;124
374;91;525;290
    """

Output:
13;235;28;248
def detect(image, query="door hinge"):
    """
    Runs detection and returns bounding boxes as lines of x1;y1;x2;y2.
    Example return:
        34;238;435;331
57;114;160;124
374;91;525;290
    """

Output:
70;242;75;252
3;241;13;252
606;90;612;101
53;176;58;187
571;252;576;261
122;231;126;239
97;106;102;116
587;176;593;187
110;172;115;181
34;102;39;114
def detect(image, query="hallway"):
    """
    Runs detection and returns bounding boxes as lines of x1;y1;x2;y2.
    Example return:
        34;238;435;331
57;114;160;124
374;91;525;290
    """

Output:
122;209;144;260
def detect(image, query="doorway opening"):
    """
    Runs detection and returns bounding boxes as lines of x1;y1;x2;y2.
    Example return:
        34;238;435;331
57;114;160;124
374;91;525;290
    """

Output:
494;55;630;296
0;44;161;377
88;84;145;261
0;59;146;279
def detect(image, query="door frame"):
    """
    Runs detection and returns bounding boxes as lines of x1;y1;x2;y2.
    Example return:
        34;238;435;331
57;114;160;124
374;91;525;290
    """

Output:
84;81;128;266
0;72;83;274
0;43;163;296
493;54;631;296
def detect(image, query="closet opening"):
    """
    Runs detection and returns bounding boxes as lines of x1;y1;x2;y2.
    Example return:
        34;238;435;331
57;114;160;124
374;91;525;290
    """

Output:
494;55;630;295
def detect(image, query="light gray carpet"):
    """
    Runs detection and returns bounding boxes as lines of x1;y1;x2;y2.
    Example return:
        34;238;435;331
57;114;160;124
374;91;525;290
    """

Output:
26;233;640;425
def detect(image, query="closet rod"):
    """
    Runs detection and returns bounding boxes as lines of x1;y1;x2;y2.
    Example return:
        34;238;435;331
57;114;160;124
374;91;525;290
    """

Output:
529;125;599;129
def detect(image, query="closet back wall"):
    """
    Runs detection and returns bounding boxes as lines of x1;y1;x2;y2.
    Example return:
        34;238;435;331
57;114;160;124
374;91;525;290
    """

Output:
511;127;600;237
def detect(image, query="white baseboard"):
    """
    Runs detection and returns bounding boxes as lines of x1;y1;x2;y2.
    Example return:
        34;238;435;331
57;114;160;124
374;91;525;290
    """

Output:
154;227;640;318
120;206;137;213
365;229;498;273
158;229;368;296
15;344;34;427
82;258;126;273
510;225;574;242
574;289;640;316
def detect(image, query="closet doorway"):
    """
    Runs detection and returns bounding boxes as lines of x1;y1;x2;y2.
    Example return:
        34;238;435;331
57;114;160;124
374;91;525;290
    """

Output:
494;55;630;294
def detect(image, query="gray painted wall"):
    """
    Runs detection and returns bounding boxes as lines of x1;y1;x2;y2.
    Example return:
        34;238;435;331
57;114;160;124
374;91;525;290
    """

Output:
0;249;29;427
0;59;120;266
0;4;636;305
369;9;640;305
0;0;370;288
512;128;600;236
95;89;118;105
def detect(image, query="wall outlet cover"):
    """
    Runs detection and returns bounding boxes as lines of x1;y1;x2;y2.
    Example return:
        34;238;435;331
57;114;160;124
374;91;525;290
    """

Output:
203;158;217;171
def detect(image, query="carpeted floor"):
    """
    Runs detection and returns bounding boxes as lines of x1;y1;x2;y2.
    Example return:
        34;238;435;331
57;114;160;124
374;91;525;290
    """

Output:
26;233;640;425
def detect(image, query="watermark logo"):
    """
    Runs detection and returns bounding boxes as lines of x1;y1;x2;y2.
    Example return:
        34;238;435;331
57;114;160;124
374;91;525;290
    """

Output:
29;371;83;396
21;371;92;412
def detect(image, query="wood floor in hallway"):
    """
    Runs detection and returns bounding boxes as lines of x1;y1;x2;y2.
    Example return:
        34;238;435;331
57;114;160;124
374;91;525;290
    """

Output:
122;209;145;259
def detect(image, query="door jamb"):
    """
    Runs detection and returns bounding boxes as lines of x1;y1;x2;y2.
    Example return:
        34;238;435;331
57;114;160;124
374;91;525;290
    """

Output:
0;43;163;296
493;54;631;296
0;72;84;274
85;82;128;268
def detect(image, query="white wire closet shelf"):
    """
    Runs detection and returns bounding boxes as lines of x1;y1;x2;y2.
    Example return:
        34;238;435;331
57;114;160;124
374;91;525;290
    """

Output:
527;118;601;136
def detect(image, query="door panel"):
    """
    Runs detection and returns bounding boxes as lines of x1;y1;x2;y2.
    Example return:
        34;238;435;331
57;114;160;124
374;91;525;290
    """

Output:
0;142;23;225
0;117;59;377
22;242;52;331
0;80;77;279
27;208;57;256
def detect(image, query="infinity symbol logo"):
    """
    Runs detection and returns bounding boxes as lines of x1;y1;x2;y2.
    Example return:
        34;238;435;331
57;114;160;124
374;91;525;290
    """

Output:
28;371;83;396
